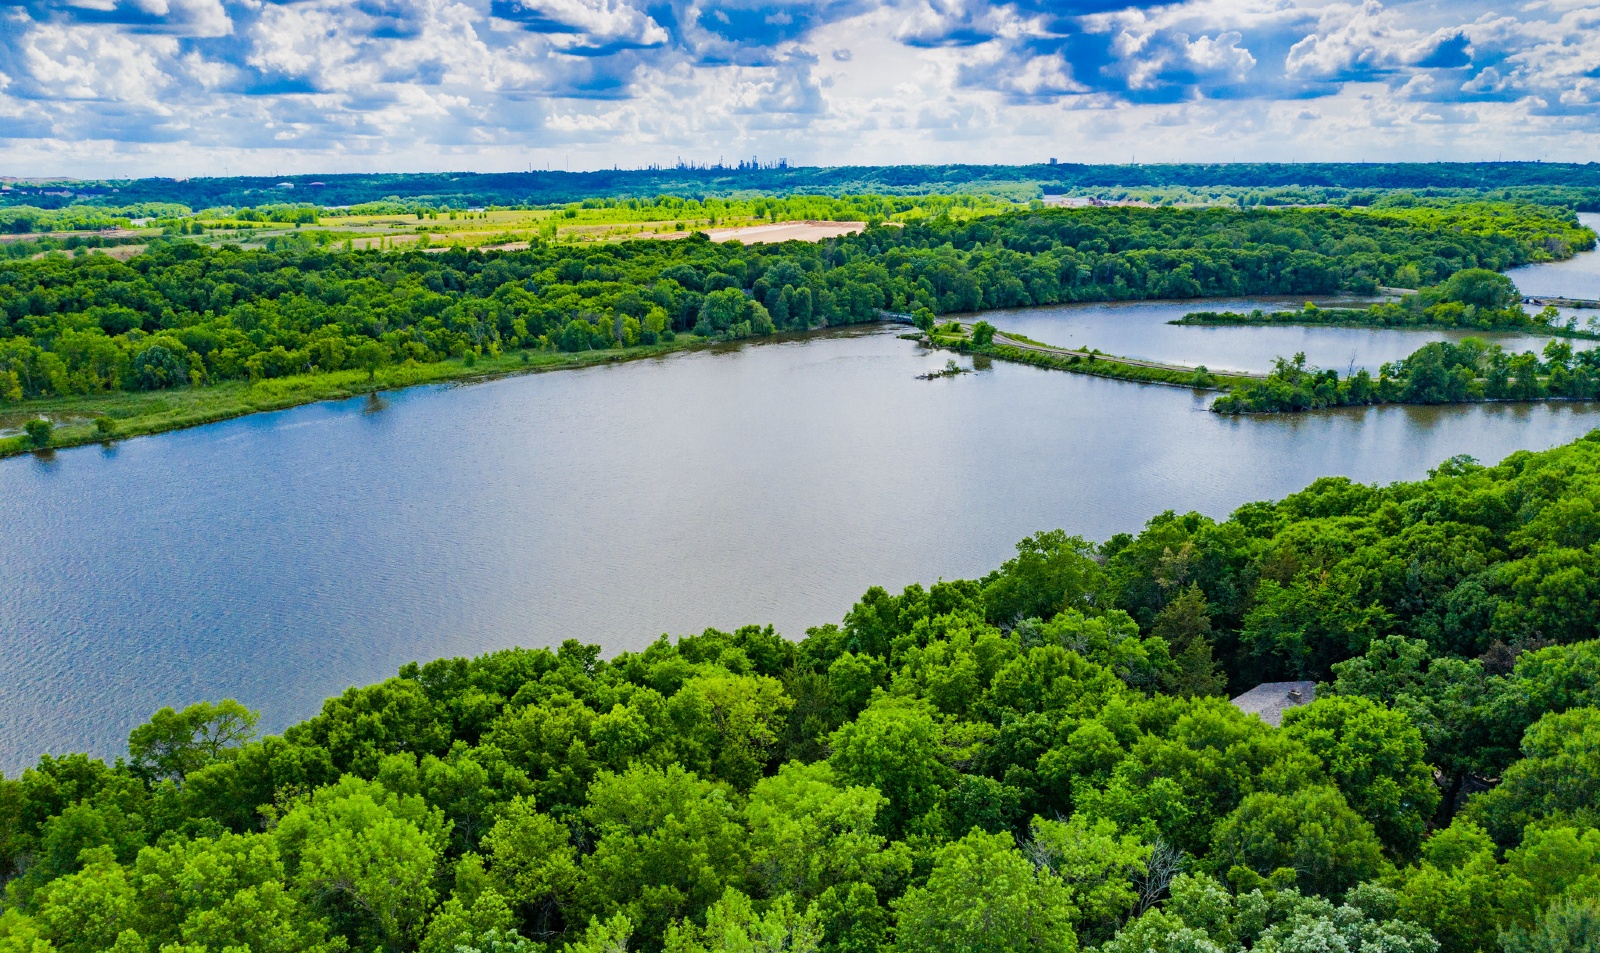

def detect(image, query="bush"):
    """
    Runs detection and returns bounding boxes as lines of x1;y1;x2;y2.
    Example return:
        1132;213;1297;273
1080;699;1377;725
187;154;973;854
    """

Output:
24;418;52;448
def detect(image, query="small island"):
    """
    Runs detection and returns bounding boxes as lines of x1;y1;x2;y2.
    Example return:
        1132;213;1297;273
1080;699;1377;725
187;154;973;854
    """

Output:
1173;269;1600;340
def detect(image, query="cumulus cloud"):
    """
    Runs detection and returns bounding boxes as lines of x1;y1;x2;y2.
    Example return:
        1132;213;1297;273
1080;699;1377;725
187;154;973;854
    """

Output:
0;0;1597;174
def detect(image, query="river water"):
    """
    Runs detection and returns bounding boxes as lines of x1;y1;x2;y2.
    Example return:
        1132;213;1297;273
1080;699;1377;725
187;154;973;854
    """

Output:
3;238;1600;771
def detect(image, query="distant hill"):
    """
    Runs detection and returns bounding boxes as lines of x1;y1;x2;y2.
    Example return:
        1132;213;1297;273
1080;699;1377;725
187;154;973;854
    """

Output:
5;162;1600;210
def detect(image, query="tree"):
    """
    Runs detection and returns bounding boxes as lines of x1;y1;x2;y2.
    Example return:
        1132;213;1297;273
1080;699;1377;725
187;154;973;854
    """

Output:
663;889;818;953
1208;786;1389;898
1465;707;1600;844
1501;896;1600;953
1152;586;1226;697
23;418;51;448
1102;873;1436;953
481;796;580;937
272;776;449;952
1025;814;1150;942
128;699;259;783
982;530;1106;625
576;764;751;942
892;829;1078;953
1441;269;1518;311
1280;696;1440;859
970;321;996;347
827;697;954;836
744;761;898;900
352;341;389;379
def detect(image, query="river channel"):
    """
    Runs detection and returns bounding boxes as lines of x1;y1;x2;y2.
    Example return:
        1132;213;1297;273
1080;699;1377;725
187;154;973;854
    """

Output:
2;238;1599;771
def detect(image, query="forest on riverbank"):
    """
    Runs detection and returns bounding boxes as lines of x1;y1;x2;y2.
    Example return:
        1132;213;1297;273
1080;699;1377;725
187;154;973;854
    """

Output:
6;431;1600;953
2;202;1587;420
1211;336;1600;414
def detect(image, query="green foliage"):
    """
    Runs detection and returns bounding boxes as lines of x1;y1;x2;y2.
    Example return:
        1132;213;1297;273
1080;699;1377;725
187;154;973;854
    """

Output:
1;202;1583;406
1280;696;1440;858
1208;785;1390;897
126;699;258;783
1500;895;1600;953
22;419;50;448
891;828;1078;953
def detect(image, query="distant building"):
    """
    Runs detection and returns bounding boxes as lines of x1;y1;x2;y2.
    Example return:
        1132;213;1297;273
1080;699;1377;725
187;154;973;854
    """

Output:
1230;681;1317;727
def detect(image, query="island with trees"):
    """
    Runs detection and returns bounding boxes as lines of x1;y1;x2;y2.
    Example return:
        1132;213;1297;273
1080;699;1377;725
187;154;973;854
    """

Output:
1176;269;1599;340
5;432;1600;953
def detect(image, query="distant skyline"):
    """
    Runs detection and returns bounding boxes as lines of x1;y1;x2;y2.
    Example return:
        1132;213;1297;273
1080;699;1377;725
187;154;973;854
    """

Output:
1;0;1597;178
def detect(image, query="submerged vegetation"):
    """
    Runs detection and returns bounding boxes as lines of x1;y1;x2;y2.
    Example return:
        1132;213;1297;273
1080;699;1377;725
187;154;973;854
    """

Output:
7;433;1600;953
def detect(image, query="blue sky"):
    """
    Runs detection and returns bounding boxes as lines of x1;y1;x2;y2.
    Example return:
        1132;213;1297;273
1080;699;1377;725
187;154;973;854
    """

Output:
1;0;1597;177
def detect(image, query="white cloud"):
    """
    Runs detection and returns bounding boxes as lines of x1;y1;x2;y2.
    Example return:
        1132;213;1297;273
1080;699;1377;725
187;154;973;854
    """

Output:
1;0;1599;175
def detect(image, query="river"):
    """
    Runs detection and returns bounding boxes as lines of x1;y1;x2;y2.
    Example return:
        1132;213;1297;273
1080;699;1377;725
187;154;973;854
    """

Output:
2;243;1600;771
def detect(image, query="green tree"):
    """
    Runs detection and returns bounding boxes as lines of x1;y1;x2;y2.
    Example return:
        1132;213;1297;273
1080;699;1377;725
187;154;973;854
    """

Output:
1280;695;1440;858
23;418;51;448
1465;707;1600;844
1152;585;1227;698
827;697;954;836
1501;896;1600;953
982;530;1106;625
481;796;580;937
127;699;259;783
1025;813;1150;942
744;761;899;899
663;889;818;953
892;829;1078;953
272;776;449;952
577;764;751;944
1208;785;1389;897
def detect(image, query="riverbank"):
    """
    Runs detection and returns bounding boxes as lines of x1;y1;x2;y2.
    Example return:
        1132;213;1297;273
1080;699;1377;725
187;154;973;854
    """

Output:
0;338;722;459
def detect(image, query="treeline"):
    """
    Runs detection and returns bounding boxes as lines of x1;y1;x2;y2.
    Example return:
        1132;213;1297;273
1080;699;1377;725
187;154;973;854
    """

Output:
1;203;1589;404
1052;185;1600;212
10;162;1600;210
1211;337;1600;414
0;205;190;234
1180;268;1600;338
8;434;1600;953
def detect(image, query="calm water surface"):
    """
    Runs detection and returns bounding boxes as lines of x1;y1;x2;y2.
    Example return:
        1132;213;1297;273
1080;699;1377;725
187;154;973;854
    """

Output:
1507;213;1600;301
4;288;1600;770
982;297;1595;375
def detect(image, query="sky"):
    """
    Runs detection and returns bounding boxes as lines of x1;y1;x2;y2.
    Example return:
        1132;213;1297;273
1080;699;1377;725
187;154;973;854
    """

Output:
1;0;1598;177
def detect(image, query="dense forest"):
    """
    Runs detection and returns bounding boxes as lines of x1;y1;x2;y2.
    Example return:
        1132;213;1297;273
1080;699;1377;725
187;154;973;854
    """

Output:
1;203;1589;406
6;432;1600;953
7;163;1600;210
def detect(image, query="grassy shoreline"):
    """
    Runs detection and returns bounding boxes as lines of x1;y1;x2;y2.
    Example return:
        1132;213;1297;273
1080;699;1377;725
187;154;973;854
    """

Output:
926;328;1257;392
0;338;722;459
